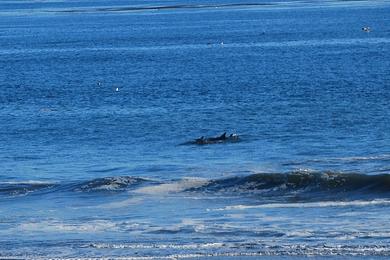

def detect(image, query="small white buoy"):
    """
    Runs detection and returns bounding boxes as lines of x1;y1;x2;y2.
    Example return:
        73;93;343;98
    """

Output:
115;87;119;92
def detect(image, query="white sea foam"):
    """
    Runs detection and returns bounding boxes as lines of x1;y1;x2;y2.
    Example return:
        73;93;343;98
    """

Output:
336;154;390;162
3;242;390;259
134;178;209;195
286;230;314;237
89;242;224;250
333;231;390;240
17;220;121;233
10;245;390;260
96;197;144;209
212;199;390;211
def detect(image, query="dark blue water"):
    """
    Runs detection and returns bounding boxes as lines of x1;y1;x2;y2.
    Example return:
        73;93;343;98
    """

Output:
1;0;390;258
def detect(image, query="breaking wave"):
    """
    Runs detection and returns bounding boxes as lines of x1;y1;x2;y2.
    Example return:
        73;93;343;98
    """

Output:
74;176;148;192
186;171;390;199
0;176;150;198
0;181;56;197
1;172;390;200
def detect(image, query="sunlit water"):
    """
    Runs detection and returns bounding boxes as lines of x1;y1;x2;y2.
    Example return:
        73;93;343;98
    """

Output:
1;0;390;258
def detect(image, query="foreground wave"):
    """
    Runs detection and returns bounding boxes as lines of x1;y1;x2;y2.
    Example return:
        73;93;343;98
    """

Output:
0;177;150;197
192;171;390;196
1;172;389;200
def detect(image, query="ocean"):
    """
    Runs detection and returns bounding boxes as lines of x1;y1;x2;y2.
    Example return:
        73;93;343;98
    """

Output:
1;0;390;258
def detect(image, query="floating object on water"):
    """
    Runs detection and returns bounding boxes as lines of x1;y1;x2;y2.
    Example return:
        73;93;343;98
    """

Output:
183;132;240;145
362;27;371;32
115;87;119;92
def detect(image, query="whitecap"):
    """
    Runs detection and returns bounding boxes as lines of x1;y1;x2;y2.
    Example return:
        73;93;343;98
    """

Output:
134;178;209;195
212;199;390;211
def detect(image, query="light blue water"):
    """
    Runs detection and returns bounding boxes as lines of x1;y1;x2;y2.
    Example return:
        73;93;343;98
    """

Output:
1;0;390;258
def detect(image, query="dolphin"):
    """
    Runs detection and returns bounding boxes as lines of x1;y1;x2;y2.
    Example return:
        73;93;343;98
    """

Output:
183;132;240;145
206;132;227;142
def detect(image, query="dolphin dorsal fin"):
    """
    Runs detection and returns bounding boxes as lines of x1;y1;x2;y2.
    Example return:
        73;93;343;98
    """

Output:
221;132;226;138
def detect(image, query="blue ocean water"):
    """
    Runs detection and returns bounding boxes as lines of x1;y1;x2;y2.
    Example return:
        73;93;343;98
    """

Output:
1;0;390;258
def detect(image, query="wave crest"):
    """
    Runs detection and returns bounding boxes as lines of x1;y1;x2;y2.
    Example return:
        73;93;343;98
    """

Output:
2;172;390;199
75;176;147;192
0;181;56;197
0;176;149;198
189;172;390;197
